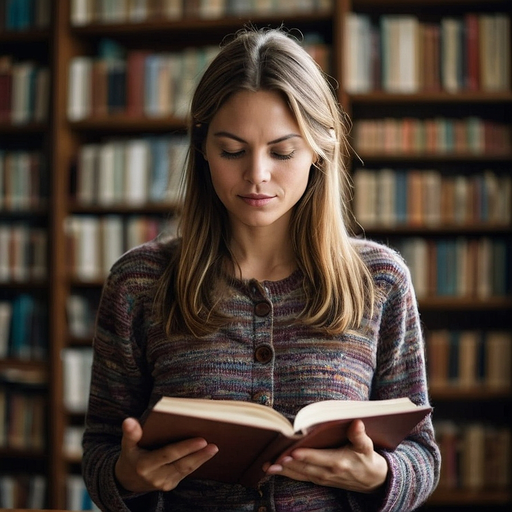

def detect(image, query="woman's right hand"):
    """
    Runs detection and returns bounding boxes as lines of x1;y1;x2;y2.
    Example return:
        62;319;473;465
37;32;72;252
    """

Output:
114;417;219;493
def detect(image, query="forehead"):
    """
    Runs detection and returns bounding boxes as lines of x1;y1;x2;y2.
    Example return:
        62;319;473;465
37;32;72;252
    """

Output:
209;90;299;133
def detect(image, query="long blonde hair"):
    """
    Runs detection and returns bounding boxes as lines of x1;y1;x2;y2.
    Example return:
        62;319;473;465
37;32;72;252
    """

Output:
156;27;374;337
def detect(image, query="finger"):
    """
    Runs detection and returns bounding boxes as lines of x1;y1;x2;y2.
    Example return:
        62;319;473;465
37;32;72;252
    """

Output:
146;438;216;472
346;419;373;453
121;417;143;451
171;442;219;479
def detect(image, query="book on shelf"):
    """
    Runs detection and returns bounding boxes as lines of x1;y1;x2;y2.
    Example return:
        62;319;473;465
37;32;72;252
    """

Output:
0;0;50;32
139;396;432;487
394;237;511;300
354;168;512;229
427;329;512;390
353;117;511;156
435;421;511;491
344;12;510;94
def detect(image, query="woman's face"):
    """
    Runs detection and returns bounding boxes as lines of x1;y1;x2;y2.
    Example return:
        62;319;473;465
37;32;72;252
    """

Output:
204;90;315;233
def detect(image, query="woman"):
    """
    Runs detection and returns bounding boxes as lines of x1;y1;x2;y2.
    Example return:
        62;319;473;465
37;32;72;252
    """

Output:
82;27;440;511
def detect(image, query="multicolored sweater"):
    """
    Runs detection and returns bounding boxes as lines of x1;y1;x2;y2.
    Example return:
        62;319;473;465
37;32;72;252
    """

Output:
82;237;440;511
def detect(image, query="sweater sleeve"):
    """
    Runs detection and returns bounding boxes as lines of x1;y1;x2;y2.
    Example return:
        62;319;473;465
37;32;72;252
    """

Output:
81;249;163;512
350;246;441;511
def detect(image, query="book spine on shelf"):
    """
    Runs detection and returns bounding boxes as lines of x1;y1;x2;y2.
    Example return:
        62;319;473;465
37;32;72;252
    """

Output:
344;12;510;94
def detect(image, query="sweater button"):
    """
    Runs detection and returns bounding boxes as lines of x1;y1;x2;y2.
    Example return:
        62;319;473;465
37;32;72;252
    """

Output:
255;301;271;316
254;345;273;364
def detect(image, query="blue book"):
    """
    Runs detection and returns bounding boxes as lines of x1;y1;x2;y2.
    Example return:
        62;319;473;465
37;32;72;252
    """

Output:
149;136;171;202
9;294;34;359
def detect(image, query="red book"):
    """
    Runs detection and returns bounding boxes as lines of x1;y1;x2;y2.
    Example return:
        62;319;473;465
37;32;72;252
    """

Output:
139;396;432;488
126;50;148;117
0;57;12;122
465;13;480;91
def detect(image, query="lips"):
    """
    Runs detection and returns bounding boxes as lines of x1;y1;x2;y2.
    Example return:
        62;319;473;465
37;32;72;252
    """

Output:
239;194;275;207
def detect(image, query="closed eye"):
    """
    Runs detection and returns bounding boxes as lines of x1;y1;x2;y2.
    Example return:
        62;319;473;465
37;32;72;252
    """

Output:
220;150;244;159
273;151;295;160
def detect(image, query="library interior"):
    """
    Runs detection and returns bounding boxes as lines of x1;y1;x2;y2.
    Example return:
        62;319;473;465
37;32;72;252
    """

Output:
0;0;510;510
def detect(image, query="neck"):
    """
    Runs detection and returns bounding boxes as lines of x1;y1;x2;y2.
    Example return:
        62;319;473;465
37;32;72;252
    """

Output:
228;227;297;282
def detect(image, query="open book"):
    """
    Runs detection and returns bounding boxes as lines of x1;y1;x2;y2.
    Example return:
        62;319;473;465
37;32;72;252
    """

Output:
139;396;432;488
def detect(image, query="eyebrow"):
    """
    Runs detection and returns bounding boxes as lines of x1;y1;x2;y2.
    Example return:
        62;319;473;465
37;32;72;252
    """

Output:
213;131;302;145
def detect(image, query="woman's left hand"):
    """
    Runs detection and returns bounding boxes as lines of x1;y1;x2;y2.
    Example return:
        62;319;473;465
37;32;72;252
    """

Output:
263;419;388;493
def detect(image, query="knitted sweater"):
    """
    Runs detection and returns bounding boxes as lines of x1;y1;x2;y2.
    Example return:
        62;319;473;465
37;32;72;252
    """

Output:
82;237;440;512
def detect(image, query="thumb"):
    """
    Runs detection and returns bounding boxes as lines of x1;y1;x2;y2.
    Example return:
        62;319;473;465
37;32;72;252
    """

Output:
121;417;143;450
347;419;372;453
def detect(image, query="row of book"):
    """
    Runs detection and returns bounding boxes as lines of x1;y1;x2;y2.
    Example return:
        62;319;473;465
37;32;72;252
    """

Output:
0;386;46;451
392;237;510;299
73;136;188;206
435;422;511;491
67;45;219;121
62;347;93;414
353;168;512;228
0;0;50;32
353;117;511;156
70;0;331;26
65;214;177;281
0;224;47;282
426;330;511;390
0;57;50;124
344;12;510;93
0;150;46;210
0;294;47;360
67;35;328;121
0;474;46;510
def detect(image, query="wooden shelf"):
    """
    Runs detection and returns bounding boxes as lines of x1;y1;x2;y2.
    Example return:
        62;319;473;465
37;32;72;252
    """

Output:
350;91;512;103
69;115;186;133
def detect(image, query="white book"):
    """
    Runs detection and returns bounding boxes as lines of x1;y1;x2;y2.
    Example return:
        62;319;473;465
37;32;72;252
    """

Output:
27;475;47;509
128;0;148;22
77;216;100;281
66;295;90;338
344;13;371;93
166;137;188;202
62;348;93;413
377;168;396;227
423;170;442;226
68;57;92;121
77;144;99;205
441;17;462;93
353;169;377;227
98;142;117;205
11;62;31;124
111;140;126;203
70;0;92;26
101;215;124;276
125;139;149;205
397;16;420;93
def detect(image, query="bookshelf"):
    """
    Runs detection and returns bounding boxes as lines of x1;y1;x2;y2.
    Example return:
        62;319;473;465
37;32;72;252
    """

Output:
0;0;510;509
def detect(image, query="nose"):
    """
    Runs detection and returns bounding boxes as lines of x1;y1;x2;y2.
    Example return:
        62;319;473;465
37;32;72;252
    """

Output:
243;152;271;184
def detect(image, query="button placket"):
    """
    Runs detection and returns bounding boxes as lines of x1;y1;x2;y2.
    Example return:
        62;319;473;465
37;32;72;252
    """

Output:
249;279;275;408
